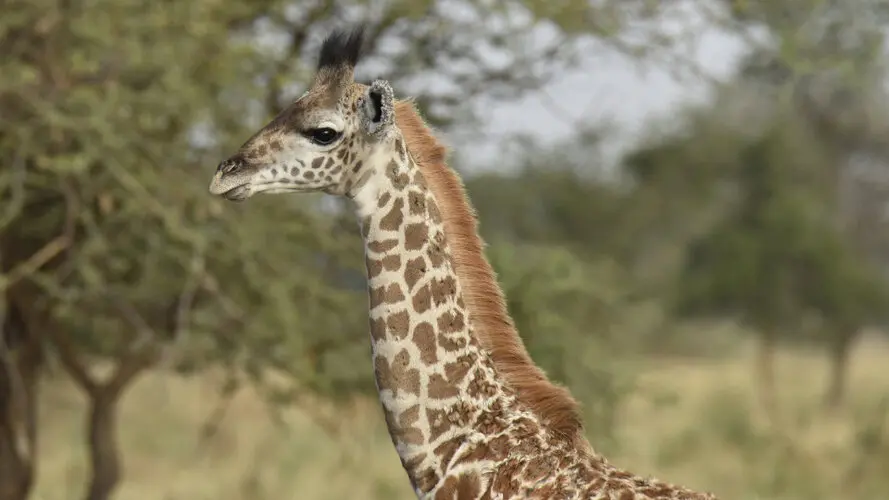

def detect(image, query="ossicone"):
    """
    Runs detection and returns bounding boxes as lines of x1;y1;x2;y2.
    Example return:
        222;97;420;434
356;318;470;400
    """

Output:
317;25;367;71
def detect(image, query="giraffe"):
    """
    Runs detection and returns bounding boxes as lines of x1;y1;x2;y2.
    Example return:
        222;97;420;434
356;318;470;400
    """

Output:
208;26;717;500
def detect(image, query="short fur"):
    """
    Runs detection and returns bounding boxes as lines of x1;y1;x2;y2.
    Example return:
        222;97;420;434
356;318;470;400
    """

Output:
393;100;586;442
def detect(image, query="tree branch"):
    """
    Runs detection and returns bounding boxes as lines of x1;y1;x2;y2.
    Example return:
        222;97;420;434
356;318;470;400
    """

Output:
0;235;70;295
49;327;98;396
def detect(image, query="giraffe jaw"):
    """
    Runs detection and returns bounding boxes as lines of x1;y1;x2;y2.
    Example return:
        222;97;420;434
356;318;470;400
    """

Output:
221;185;251;202
214;180;329;202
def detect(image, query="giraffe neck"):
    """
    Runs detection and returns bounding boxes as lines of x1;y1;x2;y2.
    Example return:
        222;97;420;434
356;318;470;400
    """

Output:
352;137;511;494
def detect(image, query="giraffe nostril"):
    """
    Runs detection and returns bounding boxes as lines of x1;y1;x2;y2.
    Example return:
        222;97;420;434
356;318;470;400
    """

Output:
217;159;240;174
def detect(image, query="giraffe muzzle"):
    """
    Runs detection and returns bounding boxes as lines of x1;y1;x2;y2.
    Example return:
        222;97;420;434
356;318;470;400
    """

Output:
208;161;252;200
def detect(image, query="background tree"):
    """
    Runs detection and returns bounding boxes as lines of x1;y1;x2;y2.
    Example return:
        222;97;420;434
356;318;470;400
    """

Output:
607;0;889;416
723;0;889;410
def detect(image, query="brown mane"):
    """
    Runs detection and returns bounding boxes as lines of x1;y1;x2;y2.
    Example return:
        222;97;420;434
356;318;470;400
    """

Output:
393;100;586;442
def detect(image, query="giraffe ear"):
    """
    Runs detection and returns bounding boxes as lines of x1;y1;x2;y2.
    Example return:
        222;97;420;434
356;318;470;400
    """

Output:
360;79;395;137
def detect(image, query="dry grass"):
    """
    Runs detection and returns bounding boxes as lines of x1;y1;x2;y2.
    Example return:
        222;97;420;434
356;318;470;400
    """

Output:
32;338;889;500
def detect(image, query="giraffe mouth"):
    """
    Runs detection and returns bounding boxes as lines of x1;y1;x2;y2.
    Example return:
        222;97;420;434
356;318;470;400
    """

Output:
221;185;251;202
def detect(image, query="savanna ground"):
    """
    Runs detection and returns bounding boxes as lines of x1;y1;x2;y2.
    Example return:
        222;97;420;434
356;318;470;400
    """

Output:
32;334;889;500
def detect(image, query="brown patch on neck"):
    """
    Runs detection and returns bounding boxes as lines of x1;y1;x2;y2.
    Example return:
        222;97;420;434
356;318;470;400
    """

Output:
393;100;586;442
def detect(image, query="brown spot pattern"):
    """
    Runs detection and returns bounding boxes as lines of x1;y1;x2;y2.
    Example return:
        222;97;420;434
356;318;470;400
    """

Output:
379;197;405;231
412;284;432;313
438;335;463;352
381;254;401;271
377;192;391;208
408;190;426;215
427;374;459;400
368;238;398;254
430;276;457;306
436;310;465;334
369;283;405;308
427;242;446;268
387;310;410;339
443;355;472;384
404;222;429;251
412;322;437;365
427;199;442;223
374;350;421;396
427;408;452;442
369;286;385;308
383;405;424;446
403;256;427;290
386;160;410;189
369;317;386;342
384;283;405;303
366;259;383;278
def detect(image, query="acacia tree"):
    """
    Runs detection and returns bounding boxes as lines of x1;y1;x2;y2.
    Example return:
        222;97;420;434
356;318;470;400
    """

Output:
725;0;889;409
613;0;889;414
658;116;835;414
806;245;889;409
625;95;889;416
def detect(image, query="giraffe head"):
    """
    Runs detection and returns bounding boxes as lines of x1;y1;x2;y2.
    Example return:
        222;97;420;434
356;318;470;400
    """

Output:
208;26;398;202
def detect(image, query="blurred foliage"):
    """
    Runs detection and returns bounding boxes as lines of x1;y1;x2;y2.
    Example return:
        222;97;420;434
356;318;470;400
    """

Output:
468;160;625;257
0;0;626;406
488;242;637;447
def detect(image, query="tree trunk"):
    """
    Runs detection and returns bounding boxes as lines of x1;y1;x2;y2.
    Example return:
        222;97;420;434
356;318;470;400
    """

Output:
0;297;43;500
0;360;37;500
51;324;157;500
823;328;857;410
755;332;777;420
85;392;121;500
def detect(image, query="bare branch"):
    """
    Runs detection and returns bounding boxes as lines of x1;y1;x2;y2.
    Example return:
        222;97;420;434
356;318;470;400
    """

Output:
159;249;206;370
0;235;71;295
196;375;240;450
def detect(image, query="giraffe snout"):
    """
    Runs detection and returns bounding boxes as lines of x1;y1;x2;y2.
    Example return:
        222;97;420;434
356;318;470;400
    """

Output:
209;156;253;198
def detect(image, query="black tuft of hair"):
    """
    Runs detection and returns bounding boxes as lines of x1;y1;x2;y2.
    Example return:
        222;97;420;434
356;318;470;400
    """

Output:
317;26;366;71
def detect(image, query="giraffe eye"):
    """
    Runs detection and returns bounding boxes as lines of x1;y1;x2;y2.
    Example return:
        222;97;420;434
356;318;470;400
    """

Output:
306;127;341;146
